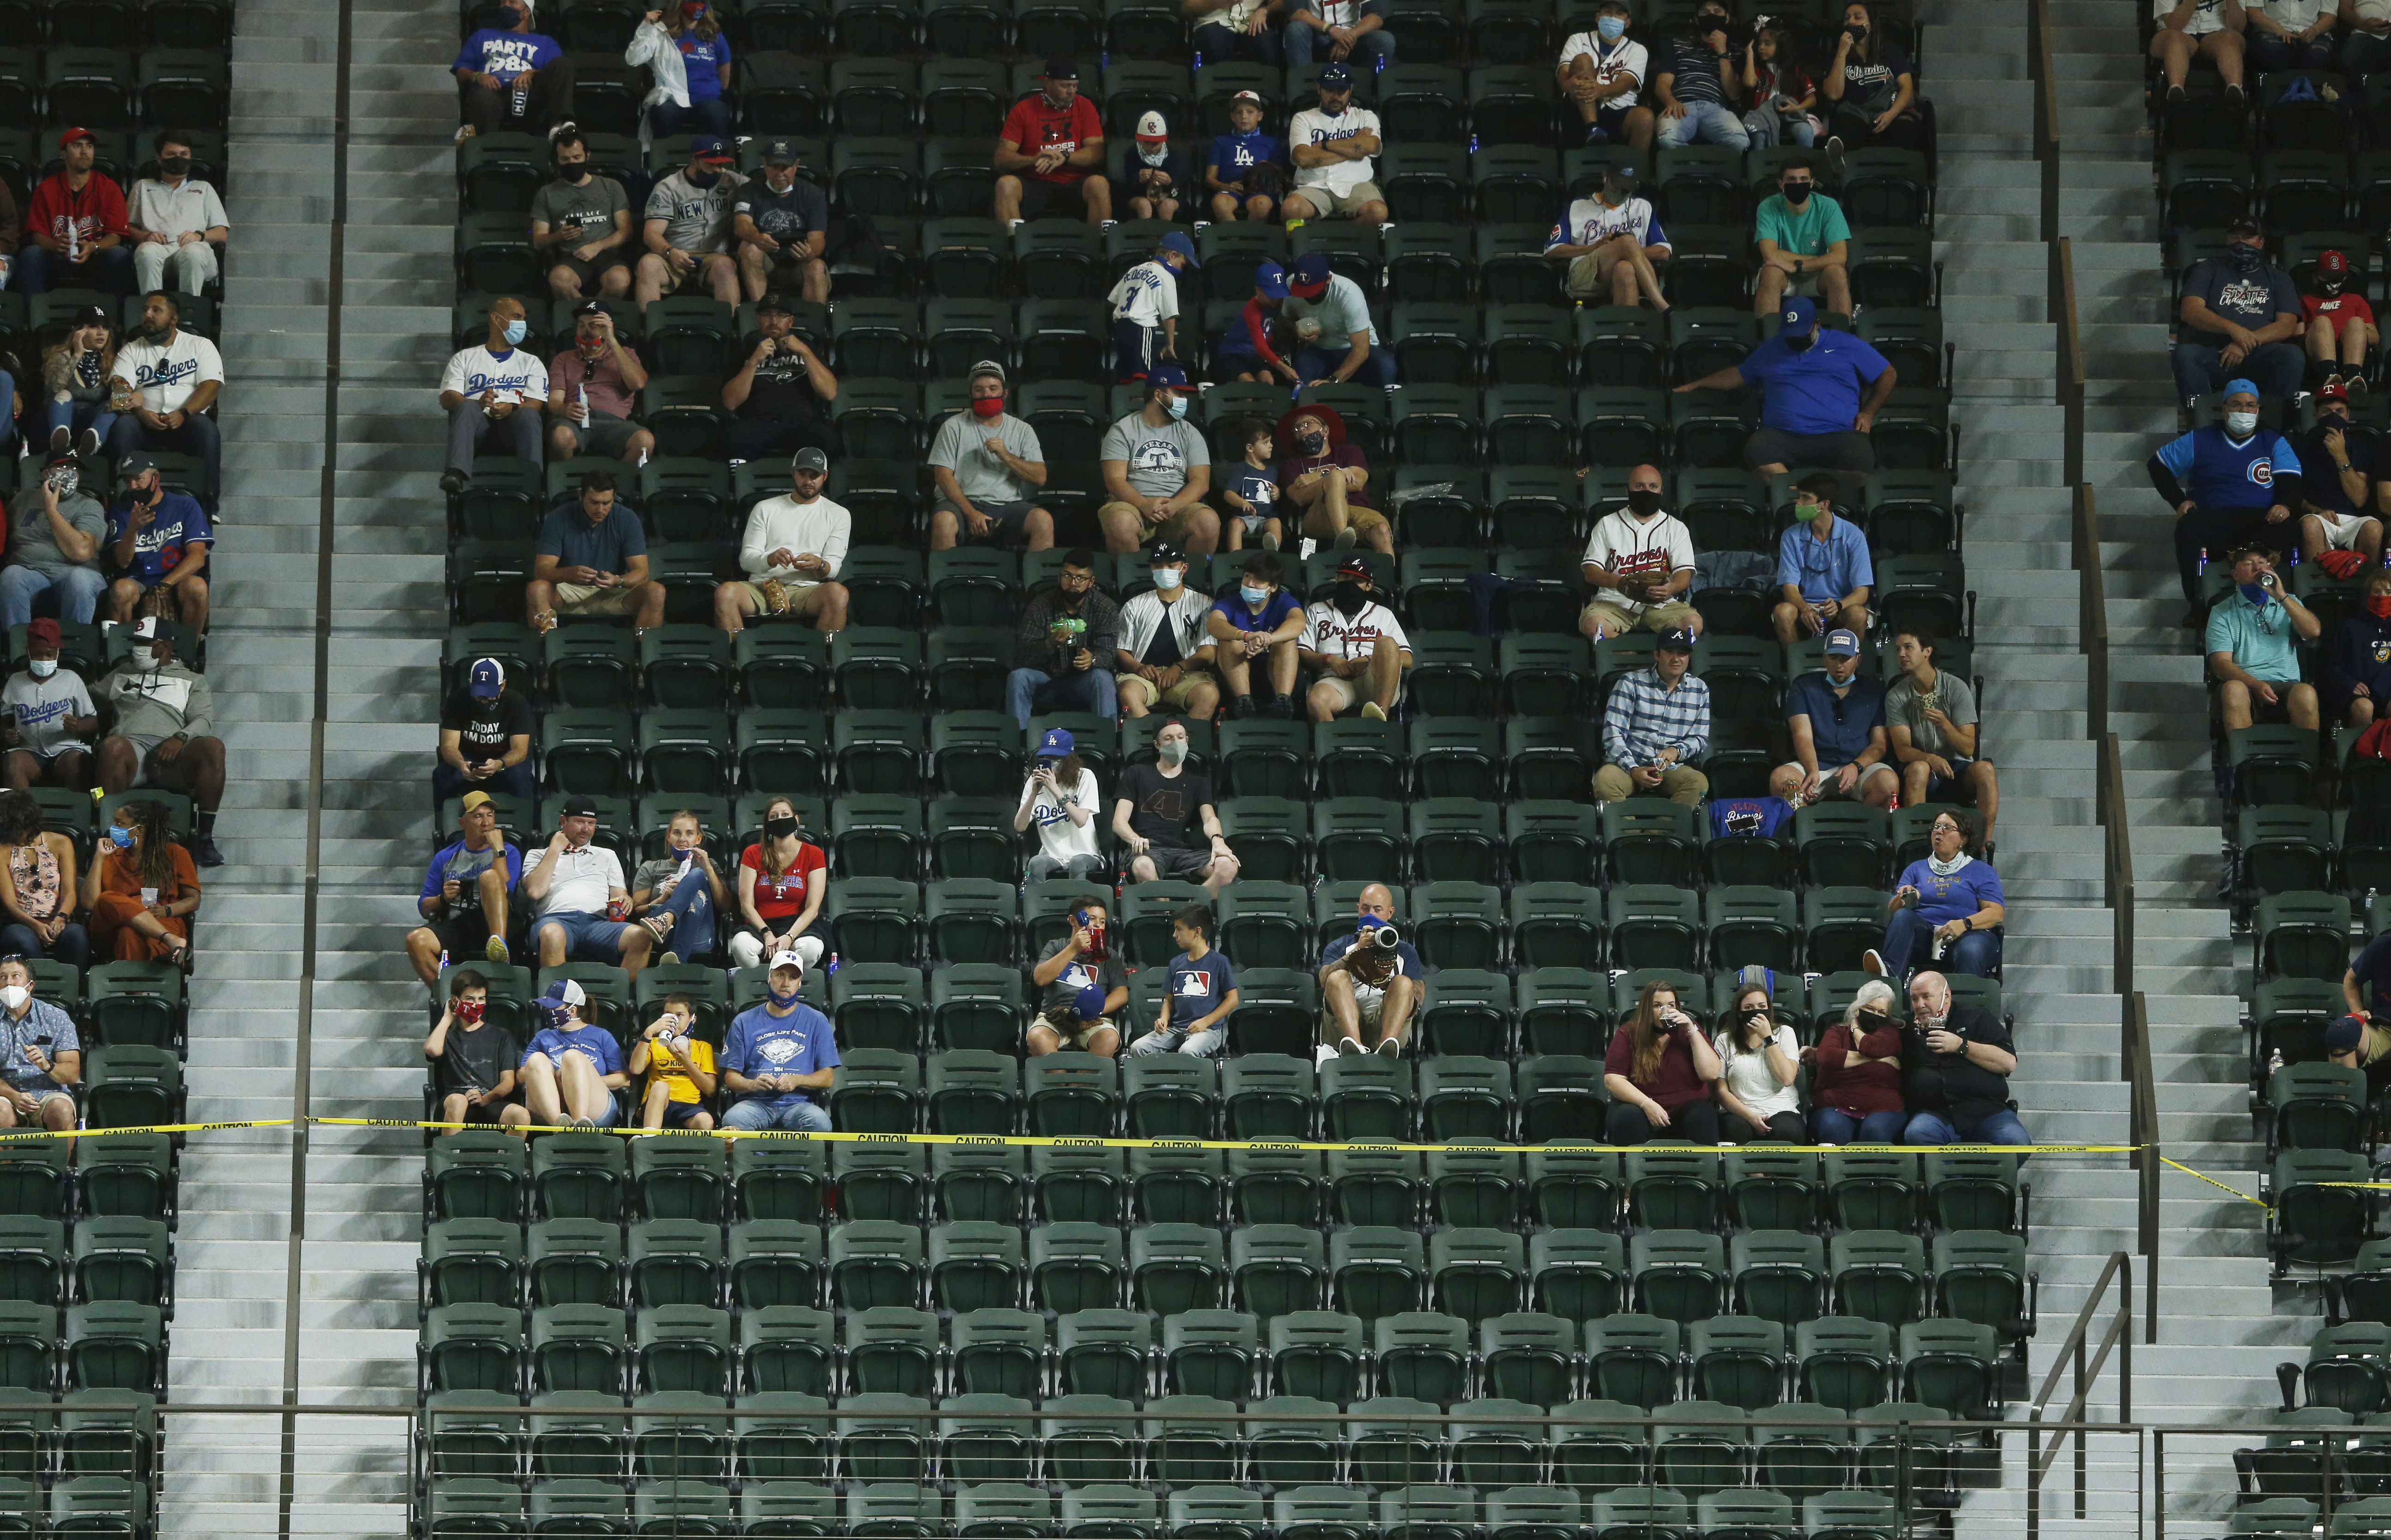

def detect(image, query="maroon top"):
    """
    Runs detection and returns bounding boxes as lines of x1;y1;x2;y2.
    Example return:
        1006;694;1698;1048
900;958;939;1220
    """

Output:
1811;1021;1905;1117
1605;1023;1711;1110
1278;445;1374;509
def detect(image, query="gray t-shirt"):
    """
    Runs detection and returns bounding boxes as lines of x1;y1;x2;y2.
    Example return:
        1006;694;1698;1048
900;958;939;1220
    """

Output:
644;168;747;255
631;855;691;898
1036;937;1126;1022
6;490;104;581
529;174;629;244
929;410;1045;507
1884;668;1978;758
1100;412;1212;501
1283;273;1380;347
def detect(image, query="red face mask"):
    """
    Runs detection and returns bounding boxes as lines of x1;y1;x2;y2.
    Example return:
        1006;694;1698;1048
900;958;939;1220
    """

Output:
2367;594;2391;619
456;1000;484;1023
970;396;1005;418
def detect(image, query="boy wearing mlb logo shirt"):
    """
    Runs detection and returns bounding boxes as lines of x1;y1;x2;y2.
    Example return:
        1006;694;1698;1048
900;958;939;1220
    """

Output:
1127;906;1240;1058
1027;896;1128;1058
1108;231;1199;382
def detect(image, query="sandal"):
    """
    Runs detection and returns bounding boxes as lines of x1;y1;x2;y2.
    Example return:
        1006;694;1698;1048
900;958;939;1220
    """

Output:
641;914;674;945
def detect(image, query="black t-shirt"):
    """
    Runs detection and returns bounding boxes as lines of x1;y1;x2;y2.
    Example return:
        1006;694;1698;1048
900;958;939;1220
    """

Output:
1838;39;1913;113
1899;1003;2013;1121
2352;932;2391;1019
740;343;827;424
2299;423;2377;519
440;687;534;761
1117;762;1214;850
435;1021;522;1098
732;178;831;248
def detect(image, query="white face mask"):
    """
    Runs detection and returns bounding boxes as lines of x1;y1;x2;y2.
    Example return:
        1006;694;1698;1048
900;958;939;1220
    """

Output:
1152;568;1183;590
27;660;54;679
2226;410;2259;436
1;987;32;1013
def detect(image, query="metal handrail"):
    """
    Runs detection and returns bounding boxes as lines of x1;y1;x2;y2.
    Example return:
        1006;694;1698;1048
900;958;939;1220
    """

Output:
2076;488;2109;746
2027;1250;2135;1540
2125;987;2162;1338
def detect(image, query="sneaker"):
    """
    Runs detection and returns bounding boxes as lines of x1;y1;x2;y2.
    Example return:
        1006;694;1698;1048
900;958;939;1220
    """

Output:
483;934;509;965
547;119;577;141
47;426;67;453
1263;695;1296;718
2224;81;2245;106
1822;136;1845;176
570;1116;596;1131
1332;525;1358;549
193;834;224;868
2166;83;2187;104
1584;122;1610;145
531;611;558;635
2326;372;2344;393
2354;374;2372;394
1374;1035;1402;1057
1860;948;1886;977
1337;1035;1363;1055
660;951;681;967
1261;530;1280;551
454;124;476;143
1360;701;1386;722
75;428;98;458
1231;693;1257;719
439;468;469;496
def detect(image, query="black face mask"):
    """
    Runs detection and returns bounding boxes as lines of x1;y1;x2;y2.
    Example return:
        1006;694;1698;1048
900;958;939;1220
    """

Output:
1782;182;1812;206
1698;10;1728;28
1626;488;1664;516
1856;1008;1889;1029
1332;582;1369;617
1844;20;1868;37
2322;275;2347;295
763;815;799;838
2228;241;2264;273
1785;330;1815;351
688;167;720;188
557;160;590;182
1297;432;1327;457
158;156;191;176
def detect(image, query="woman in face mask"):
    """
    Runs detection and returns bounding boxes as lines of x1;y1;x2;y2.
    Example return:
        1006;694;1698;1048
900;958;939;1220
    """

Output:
730;796;827;972
1712;984;1805;1142
630;2;735;139
1602;981;1723;1144
41;308;116;458
83;799;194;966
1808;978;1905;1144
2326;572;2391;728
0;793;84;968
1822;0;1920;153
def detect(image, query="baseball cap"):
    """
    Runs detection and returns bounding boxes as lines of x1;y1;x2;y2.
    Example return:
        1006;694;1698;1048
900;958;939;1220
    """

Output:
969;358;1007;385
458;790;496;814
691;133;733;165
42;452;75;475
768;949;809;974
1654;625;1696;652
762;137;801;165
2321;248;2351;278
1253;259;1290;300
1780;295;1818;332
1823;628;1861;657
1148;540;1188;565
1147;362;1191;391
1231;89;1264;106
1333;555;1373;583
1288;252;1332;297
25;619;58;648
756;291;794;315
1607;161;1640;184
1158;230;1200;268
1042;56;1080;79
2320;380;2351;401
1037;727;1076;758
56;127;94;149
1318;61;1354;87
2226;216;2263;238
791;446;830;473
131;616;165;642
72;304;107;328
2224;376;2260;399
117;452;156;478
468;657;506;699
573;297;606;317
536;978;587;1012
559;795;599;818
1135;110;1169;142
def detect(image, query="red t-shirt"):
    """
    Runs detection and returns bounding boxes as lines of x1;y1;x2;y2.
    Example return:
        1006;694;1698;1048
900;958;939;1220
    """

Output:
1002;94;1104;186
1605;1024;1711;1110
2305;292;2377;327
25;172;127;248
742;840;826;923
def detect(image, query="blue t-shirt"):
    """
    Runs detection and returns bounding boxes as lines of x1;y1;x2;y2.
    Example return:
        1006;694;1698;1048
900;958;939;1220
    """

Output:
536;502;648;575
107;490;212;587
1208;131;1285;184
1737;331;1892;436
1894;856;2005;927
678;31;732;100
721;1000;841;1112
1167;947;1238;1029
1220;463;1279;519
421;838;524;915
453;27;563;78
1321;931;1427;980
1775;515;1874;605
524;1022;624;1075
1211;587;1301;635
1784;671;1886;767
1708;796;1795;840
2152;425;2302;512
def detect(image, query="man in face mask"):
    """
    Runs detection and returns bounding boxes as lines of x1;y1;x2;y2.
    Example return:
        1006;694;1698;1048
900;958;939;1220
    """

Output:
1099;364;1221;556
0;959;78;1133
732;139;831;305
1277;405;1389;554
1546;162;1671;308
2;618;98;793
103;452;210;635
1300;556;1411;723
1752;155;1850;319
2302;248;2376;394
1004;548;1121;729
545;301;652;466
1580;462;1701;639
124;129;226;297
1653;1;1751;149
2207;546;2321;732
1206;550;1304;716
2174;219;2305;416
1678;294;1894;477
719;950;839;1132
636;135;745;307
438;296;547;495
1;454;107;633
930;361;1055;552
450;0;574;142
2294;381;2385;572
2328;571;2391;729
2148;380;2303;622
1111;719;1241;892
532;131;633;302
1115;541;1222;720
97;616;226;867
1784;627;1895;809
1772;473;1871;642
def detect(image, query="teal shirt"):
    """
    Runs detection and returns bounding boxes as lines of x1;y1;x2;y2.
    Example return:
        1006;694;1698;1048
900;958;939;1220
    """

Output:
1753;191;1851;259
2206;593;2302;683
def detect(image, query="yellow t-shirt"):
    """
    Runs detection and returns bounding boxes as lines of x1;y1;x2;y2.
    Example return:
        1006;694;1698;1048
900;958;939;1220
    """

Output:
644;1035;715;1104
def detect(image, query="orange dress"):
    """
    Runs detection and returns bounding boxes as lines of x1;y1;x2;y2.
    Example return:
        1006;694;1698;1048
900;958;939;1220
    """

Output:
88;845;197;962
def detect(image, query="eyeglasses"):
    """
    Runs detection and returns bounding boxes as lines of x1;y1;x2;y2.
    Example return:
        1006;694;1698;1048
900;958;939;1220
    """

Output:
1931;822;1960;834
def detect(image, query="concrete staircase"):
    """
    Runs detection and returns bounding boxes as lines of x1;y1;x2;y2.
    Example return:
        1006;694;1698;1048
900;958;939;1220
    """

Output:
158;0;449;1531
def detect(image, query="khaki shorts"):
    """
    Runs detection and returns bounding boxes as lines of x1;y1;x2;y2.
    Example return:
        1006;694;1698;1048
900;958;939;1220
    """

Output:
1814;762;1900;800
1100;500;1217;548
1580;598;1699;636
739;579;839;620
553;582;642;618
1291;180;1383;217
1121;670;1215;712
1313;671;1404;714
1038;1010;1116;1049
1300;503;1388;538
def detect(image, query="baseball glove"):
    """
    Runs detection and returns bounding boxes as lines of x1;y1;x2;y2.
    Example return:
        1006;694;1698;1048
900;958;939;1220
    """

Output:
754;577;795;615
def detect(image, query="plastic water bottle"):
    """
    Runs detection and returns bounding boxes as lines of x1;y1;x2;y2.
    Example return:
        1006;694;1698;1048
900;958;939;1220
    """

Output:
64;222;77;264
438;950;451;973
825;951;840;975
576;383;589;424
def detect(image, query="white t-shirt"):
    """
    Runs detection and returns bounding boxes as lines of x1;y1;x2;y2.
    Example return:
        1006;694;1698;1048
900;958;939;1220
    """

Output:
1288;105;1382;195
1107;258;1181;327
1302;598;1410;661
440;345;548;405
115;329;223;415
1023;768;1102;864
1580;508;1695;620
2358;0;2391;22
1713;1023;1801;1119
539;842;625;918
2153;0;2226;33
1559;34;1647;106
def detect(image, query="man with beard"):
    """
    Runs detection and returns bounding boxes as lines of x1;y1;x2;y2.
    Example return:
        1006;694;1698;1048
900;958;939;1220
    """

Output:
546;301;651;465
532;131;633;301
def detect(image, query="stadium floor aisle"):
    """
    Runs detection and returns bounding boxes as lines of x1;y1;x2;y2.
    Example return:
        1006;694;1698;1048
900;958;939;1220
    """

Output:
159;0;448;1530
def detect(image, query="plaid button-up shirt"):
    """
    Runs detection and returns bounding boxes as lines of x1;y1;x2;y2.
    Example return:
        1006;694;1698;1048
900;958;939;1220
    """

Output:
1604;666;1711;767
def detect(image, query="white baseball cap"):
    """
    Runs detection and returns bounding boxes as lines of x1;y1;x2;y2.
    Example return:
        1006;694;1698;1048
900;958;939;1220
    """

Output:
1135;110;1169;142
768;949;808;974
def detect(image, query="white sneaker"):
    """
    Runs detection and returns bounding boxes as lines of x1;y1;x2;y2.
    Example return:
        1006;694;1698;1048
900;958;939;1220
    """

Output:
1861;948;1887;977
1360;701;1386;721
1374;1035;1402;1057
1336;1035;1363;1056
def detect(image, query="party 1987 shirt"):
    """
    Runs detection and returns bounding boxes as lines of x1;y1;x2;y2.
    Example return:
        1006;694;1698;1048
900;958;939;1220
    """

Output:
453;27;562;77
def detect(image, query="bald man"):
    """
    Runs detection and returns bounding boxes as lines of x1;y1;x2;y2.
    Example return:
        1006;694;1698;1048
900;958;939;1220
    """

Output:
1899;970;2025;1147
1578;462;1701;640
1317;881;1428;1059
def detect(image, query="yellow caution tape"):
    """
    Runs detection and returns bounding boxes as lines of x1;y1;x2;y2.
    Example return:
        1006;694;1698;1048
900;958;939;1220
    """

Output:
0;1118;293;1142
2159;1154;2272;1210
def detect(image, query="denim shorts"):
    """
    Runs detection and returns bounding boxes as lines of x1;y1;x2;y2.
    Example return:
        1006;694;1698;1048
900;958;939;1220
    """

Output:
536;910;634;961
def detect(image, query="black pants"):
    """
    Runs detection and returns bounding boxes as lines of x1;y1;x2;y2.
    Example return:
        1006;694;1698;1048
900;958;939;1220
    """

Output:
1606;1098;1720;1145
722;415;843;464
1723;1109;1809;1144
2174;504;2285;605
1827;101;1924;151
460;57;577;136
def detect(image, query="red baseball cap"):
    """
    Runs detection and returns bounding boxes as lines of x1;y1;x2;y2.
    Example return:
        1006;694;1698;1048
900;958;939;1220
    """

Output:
2320;248;2351;278
2320;380;2351;400
55;127;94;149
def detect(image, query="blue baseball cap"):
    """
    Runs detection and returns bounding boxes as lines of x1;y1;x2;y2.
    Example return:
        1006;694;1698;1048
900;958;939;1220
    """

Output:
1654;626;1695;653
1823;628;1861;657
1288;252;1332;297
1253;259;1289;299
691;133;732;165
467;657;505;700
1318;61;1354;87
1780;295;1817;332
2224;376;2260;399
1148;362;1191;391
1037;728;1075;758
1071;981;1109;1021
1158;230;1201;268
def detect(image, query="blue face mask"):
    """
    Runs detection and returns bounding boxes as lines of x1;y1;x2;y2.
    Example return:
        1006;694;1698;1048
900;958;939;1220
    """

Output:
1240;584;1271;606
767;983;800;1006
1163;393;1188;420
500;318;526;346
106;826;132;850
1597;14;1626;37
2241;581;2272;608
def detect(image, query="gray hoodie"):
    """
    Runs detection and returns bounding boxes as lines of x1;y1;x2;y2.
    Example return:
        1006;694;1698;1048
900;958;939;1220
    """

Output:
103;656;211;742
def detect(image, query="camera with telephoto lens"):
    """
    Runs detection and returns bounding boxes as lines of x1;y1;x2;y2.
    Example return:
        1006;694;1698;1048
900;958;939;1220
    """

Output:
1358;921;1402;952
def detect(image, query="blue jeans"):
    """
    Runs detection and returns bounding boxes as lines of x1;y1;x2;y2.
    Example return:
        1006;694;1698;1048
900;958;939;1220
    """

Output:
1195;18;1285;62
651;97;735;137
42;396;115;452
1004;666;1117;729
1293;343;1397;388
723;1097;831;1132
1903;1108;2029;1148
0;922;87;967
107;411;220;506
2171;339;2303;406
1741;107;1815;147
1810;1106;1906;1144
1656;99;1752;148
12;245;133;297
1878;906;2001;979
0;565;106;629
649;865;717;961
433;761;536;804
1284;14;1392;64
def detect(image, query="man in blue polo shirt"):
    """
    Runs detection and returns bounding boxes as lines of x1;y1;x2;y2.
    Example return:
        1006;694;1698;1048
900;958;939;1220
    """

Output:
2206;546;2321;731
1674;295;1895;475
2148;379;2303;622
720;949;839;1132
1772;473;1872;643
